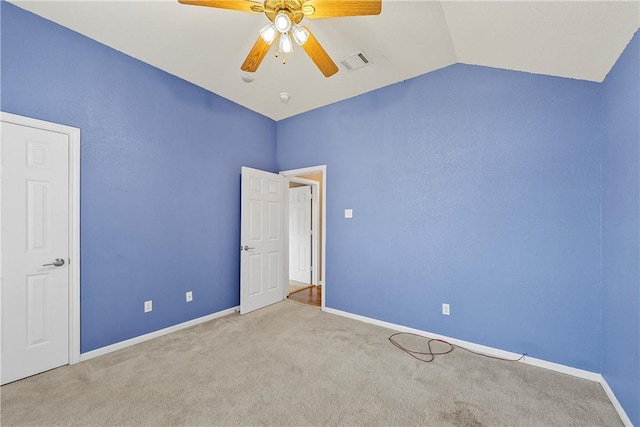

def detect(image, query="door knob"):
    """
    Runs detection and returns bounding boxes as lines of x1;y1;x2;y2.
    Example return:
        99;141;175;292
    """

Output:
43;258;65;267
242;245;255;251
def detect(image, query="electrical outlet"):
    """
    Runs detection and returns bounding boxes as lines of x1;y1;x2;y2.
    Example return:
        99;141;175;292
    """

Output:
144;300;153;313
442;303;450;316
186;291;193;302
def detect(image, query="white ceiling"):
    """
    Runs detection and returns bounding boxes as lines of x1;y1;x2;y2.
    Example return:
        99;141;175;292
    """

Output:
9;0;640;120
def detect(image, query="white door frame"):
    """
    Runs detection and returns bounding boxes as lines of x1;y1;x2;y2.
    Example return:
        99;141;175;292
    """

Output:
280;165;326;310
0;112;81;365
287;179;318;286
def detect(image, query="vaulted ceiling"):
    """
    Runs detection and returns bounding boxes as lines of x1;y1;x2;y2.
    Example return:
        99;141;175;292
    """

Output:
9;0;640;120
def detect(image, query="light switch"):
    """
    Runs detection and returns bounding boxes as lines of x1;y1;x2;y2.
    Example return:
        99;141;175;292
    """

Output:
344;209;353;219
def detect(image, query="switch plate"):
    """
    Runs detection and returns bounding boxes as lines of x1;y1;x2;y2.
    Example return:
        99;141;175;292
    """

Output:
144;300;153;313
186;291;193;302
442;303;450;316
344;209;353;219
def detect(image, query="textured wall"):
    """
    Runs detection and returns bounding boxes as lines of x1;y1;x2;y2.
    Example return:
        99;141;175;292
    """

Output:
602;30;640;426
278;64;603;372
1;3;277;352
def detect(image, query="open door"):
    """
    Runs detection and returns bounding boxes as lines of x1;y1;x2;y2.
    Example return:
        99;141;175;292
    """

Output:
240;167;285;314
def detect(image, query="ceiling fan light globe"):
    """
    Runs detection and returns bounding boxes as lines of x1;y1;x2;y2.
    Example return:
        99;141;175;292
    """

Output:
274;12;292;33
259;23;277;45
279;32;294;54
291;24;309;46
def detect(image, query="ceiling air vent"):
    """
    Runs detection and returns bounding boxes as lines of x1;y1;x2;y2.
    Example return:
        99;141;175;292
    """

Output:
340;51;372;72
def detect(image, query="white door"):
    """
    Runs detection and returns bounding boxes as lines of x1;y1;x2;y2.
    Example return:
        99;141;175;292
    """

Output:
240;167;285;314
289;186;312;283
1;122;70;385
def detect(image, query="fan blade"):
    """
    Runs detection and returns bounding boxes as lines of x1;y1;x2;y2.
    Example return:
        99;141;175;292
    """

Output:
241;36;272;72
300;27;338;77
302;0;381;18
178;0;264;14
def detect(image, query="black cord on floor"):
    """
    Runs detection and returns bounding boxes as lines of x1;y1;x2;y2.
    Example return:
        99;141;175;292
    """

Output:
389;332;526;363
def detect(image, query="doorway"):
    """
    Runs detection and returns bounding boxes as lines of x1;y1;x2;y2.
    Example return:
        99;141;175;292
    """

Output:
280;166;326;309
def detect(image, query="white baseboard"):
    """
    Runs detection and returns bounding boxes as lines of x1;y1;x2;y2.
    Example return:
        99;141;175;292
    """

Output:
324;307;630;424
521;354;601;382
599;375;633;426
79;306;238;362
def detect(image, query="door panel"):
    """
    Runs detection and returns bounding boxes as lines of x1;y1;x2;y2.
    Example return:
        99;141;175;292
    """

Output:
27;181;52;251
240;167;284;314
2;122;70;384
288;186;312;283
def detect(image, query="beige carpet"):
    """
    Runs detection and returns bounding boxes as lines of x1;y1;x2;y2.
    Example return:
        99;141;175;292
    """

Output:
1;300;622;426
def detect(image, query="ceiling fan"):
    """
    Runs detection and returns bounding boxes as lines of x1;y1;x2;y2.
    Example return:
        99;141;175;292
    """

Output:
178;0;382;77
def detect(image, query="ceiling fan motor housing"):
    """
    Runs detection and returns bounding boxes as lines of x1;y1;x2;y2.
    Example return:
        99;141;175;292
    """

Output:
264;0;305;24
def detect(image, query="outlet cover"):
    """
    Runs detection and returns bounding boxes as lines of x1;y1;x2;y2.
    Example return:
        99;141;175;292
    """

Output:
144;300;153;313
442;303;450;316
186;291;193;302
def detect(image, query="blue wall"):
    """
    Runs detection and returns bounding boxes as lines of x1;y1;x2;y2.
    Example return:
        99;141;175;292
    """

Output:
602;30;640;427
1;2;277;352
278;64;603;372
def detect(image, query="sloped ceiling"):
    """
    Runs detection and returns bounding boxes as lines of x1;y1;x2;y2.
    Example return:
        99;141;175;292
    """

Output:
8;0;640;120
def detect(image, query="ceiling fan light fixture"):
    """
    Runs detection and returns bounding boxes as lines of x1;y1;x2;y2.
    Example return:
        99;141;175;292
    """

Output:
259;23;277;45
278;32;294;54
290;24;309;46
274;12;292;33
179;0;382;77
